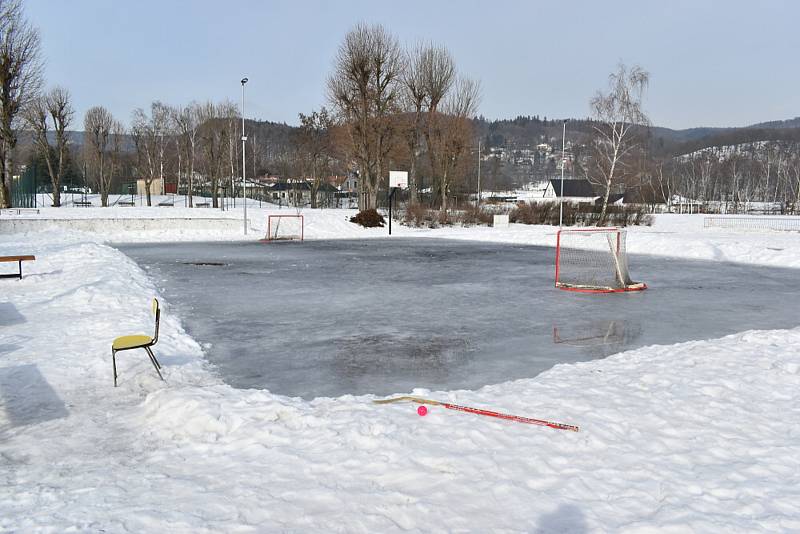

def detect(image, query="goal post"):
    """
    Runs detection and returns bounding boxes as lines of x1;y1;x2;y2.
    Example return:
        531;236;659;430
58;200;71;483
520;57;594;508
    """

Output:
555;227;646;293
264;214;304;241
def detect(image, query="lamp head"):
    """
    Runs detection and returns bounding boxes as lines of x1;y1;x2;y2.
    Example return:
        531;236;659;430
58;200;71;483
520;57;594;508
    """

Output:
241;77;249;85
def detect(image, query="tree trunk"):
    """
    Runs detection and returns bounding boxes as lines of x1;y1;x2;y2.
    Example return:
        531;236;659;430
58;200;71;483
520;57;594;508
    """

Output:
409;151;418;205
212;177;219;208
145;181;152;206
1;149;11;208
188;144;194;207
311;173;318;209
598;179;612;226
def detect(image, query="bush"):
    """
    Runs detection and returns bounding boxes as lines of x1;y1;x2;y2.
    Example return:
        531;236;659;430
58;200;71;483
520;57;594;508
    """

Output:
509;201;653;227
403;204;437;227
350;209;386;228
458;205;495;226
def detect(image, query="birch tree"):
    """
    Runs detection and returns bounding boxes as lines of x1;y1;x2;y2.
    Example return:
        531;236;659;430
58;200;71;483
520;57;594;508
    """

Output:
132;101;169;206
589;63;650;225
197;101;238;208
173;102;201;207
109;119;125;200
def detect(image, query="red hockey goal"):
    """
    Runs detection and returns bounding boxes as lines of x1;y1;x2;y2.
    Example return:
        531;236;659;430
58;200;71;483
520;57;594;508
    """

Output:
555;228;646;293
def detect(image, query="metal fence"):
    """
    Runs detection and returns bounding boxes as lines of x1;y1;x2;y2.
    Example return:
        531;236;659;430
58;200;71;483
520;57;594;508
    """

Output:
703;216;800;232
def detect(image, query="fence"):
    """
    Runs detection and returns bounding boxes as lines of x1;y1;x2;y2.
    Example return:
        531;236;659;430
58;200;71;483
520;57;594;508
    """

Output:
703;216;800;232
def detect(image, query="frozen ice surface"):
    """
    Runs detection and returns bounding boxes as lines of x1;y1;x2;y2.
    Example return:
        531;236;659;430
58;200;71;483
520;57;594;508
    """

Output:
118;238;800;399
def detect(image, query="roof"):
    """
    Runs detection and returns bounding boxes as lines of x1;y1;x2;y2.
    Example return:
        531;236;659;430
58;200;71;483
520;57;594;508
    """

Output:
548;179;596;198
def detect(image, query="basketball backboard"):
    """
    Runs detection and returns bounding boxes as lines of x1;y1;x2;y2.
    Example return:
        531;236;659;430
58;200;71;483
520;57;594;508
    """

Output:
389;170;408;189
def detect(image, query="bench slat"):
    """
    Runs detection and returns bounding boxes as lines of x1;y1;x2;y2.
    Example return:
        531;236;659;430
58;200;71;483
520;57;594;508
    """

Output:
0;255;35;262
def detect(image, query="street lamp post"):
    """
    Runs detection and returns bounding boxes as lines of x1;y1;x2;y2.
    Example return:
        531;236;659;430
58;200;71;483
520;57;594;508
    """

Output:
477;139;482;206
241;77;248;235
559;119;567;227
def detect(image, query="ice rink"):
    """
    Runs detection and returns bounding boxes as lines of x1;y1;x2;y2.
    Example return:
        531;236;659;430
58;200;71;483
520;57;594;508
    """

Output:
119;238;800;399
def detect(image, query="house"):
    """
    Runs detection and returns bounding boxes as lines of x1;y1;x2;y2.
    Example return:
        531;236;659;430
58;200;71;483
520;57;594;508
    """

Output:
268;181;340;207
543;179;597;203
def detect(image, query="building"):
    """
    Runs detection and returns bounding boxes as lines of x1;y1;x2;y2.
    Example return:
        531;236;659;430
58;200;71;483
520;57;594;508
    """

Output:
268;181;341;207
136;178;163;196
543;179;597;203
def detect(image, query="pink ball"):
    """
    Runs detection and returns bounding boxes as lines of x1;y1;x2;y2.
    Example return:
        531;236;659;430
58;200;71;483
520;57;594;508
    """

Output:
417;406;428;416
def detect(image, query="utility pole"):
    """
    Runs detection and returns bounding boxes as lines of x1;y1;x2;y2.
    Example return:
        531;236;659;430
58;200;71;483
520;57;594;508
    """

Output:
559;119;567;227
241;77;249;235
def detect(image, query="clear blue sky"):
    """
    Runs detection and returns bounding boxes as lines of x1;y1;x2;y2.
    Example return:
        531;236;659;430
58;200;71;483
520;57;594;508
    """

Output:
27;0;799;129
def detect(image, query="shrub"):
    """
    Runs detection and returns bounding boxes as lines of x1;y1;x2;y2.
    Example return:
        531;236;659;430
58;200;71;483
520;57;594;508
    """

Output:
458;205;495;226
509;201;653;227
403;204;437;227
350;209;385;228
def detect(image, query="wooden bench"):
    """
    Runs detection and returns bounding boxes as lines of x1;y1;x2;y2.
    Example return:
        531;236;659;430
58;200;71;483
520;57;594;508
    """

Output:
157;201;174;207
0;255;35;279
118;200;135;206
74;201;93;207
195;202;210;208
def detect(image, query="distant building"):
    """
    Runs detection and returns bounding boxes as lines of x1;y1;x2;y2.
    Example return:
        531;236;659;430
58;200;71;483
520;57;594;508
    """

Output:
543;179;597;202
136;178;163;196
267;181;340;207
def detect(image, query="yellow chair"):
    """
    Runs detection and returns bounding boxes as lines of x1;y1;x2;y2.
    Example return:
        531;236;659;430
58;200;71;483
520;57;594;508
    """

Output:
112;298;164;386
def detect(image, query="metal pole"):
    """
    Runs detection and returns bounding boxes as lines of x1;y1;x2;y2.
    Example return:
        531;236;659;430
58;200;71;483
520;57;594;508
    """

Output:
559;119;567;227
241;77;248;235
477;139;481;206
388;188;395;235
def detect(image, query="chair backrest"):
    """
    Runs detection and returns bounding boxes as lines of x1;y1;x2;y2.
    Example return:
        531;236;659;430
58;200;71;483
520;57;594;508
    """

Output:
152;298;160;344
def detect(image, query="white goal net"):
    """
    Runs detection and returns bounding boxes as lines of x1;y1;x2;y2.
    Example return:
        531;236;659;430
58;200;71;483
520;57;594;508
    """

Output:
265;215;304;241
555;228;645;293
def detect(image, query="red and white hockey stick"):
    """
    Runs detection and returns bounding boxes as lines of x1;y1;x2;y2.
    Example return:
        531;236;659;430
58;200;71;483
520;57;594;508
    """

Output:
374;396;579;432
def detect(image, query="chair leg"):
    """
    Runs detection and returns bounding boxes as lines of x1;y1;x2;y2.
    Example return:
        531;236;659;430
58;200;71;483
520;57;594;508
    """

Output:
112;349;118;387
144;346;164;381
145;345;162;369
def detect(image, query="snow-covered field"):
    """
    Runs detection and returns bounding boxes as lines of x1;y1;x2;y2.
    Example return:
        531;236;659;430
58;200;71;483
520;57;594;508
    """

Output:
1;204;799;532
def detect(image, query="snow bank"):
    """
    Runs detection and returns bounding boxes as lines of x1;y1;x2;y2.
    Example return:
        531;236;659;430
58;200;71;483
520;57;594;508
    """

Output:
2;225;800;531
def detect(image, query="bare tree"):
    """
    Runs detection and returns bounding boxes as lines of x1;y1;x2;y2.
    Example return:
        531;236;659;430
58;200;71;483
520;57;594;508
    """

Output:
295;107;335;208
197;100;238;208
588;63;650;225
109;119;125;199
421;45;456;202
173;102;201;207
426;77;481;211
400;43;431;205
24;86;73;206
328;23;403;210
0;0;42;207
83;106;113;206
132;101;170;206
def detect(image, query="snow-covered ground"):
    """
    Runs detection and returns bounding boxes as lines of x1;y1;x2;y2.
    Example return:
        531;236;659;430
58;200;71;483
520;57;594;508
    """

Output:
1;205;799;532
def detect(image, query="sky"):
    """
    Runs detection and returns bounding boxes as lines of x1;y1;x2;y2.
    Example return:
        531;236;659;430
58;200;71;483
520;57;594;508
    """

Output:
26;0;800;130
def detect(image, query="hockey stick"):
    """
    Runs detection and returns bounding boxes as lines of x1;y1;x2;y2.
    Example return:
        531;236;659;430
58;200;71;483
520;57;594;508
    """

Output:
374;396;579;432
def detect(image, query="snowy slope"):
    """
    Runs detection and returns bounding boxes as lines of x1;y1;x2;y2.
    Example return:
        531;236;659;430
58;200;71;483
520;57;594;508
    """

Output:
1;214;800;531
